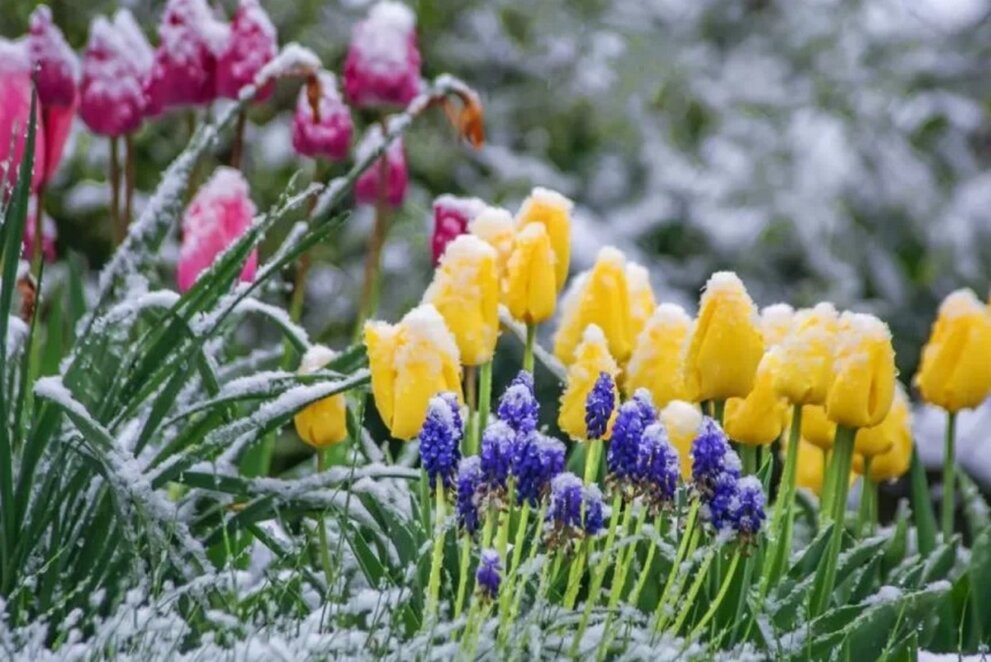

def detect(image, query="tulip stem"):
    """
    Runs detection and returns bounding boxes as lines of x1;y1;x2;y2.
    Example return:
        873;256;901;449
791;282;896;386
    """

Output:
109;136;122;246
424;482;447;627
857;463;877;537
762;404;802;591
810;424;856;617
713;399;725;426
315;450;334;592
942;411;957;541
584;438;602;485
354;133;392;339
477;361;493;447
523;323;536;373
124;133;135;231
231;109;247;170
741;445;757;475
32;188;44;266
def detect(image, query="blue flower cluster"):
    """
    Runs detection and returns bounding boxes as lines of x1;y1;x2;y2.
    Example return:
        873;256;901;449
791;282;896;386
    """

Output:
513;431;566;507
690;418;740;497
418;393;464;491
497;370;539;434
607;390;656;486
480;421;516;490
584;372;616;441
456;457;483;534
544;472;605;550
476;549;502;601
635;422;680;512
730;476;766;542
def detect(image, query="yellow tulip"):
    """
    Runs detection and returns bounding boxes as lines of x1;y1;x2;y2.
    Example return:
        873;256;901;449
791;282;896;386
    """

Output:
773;302;840;406
626;262;657;345
761;303;795;348
683;271;765;401
516;186;572;290
915;289;991;412
825;312;896;429
364;304;463;440
794;438;828;496
553;247;634;366
293;345;349;448
469;206;515;279
853;384;912;477
660;400;703;480
558;324;620;440
801;405;836;450
625;303;692;407
724;353;787;446
503;223;557;324
423;235;500;366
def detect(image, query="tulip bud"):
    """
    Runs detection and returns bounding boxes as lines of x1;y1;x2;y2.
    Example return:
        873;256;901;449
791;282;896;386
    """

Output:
80;11;153;137
801;405;836;451
853;382;910;458
144;0;230;114
343;1;421;109
354;126;408;208
724;353;787;446
683;272;765;402
825;312;896;429
627;263;657;346
660;400;703;480
625;303;691;408
553;247;634;366
29;7;80;108
291;71;353;161
216;0;278;101
177;167;257;292
760;303;794;348
915;289;991;413
516;187;572;290
469;206;515;279
0;39;46;192
773;303;840;406
430;195;486;266
503;223;556;324
558;325;620;440
853;386;912;482
423;234;500;366
364;304;463;440
293;345;348;448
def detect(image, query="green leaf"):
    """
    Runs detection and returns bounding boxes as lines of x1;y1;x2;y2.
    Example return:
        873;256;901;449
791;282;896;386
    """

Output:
968;527;991;640
909;447;937;558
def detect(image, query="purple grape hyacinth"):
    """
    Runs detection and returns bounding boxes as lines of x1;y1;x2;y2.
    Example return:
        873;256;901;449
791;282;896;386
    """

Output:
512;431;566;507
476;549;501;601
585;372;616;441
497;370;539;434
635;422;680;512
456;457;483;535
607;389;656;486
545;472;606;550
418;393;463;491
690;418;741;496
730;475;766;543
480;420;516;491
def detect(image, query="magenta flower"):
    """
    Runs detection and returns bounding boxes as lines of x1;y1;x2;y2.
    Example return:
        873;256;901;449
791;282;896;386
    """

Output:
291;71;353;161
177;166;258;293
430;195;485;265
22;212;57;263
343;1;421;109
29;6;79;109
216;0;277;101
144;0;230;115
0;39;46;193
354;126;408;208
79;11;153;137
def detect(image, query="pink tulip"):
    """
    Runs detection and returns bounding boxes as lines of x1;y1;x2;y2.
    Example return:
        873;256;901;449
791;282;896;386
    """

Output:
343;1;421;109
29;6;79;109
430;195;486;265
217;0;277;101
79;11;153;137
22;212;57;263
291;71;353;161
178;166;257;292
0;39;46;194
354;126;407;208
144;0;230;115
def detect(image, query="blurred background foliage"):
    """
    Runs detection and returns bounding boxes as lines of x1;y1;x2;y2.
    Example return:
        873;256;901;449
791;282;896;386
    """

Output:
2;0;991;383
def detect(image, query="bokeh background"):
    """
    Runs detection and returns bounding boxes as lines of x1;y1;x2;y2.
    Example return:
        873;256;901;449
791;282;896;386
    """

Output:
4;0;991;489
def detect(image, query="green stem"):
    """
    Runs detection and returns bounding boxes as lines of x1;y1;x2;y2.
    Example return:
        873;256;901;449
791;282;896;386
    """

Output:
669;547;717;635
454;533;472;619
424;483;447;626
476;361;493;454
109;136;122;246
497;500;530;646
510;502;548;617
607;500;642;609
713;399;725;426
316;451;333;591
857;458;875;538
628;514;665;607
762;404;802;591
653;500;700;630
564;541;588;610
686;551;742;642
741;444;757;475
571;495;625;653
584;438;602;485
523;323;536;373
942;411;957;542
464;366;478;456
810;425;856;617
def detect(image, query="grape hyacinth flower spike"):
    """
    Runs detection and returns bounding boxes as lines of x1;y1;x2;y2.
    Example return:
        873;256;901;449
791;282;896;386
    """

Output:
730;476;766;547
418;392;463;491
476;549;501;601
607;389;656;490
545;473;604;551
497;370;539;435
690;418;741;496
456;457;483;535
512;432;566;507
479;420;515;496
585;372;616;442
635;421;680;514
